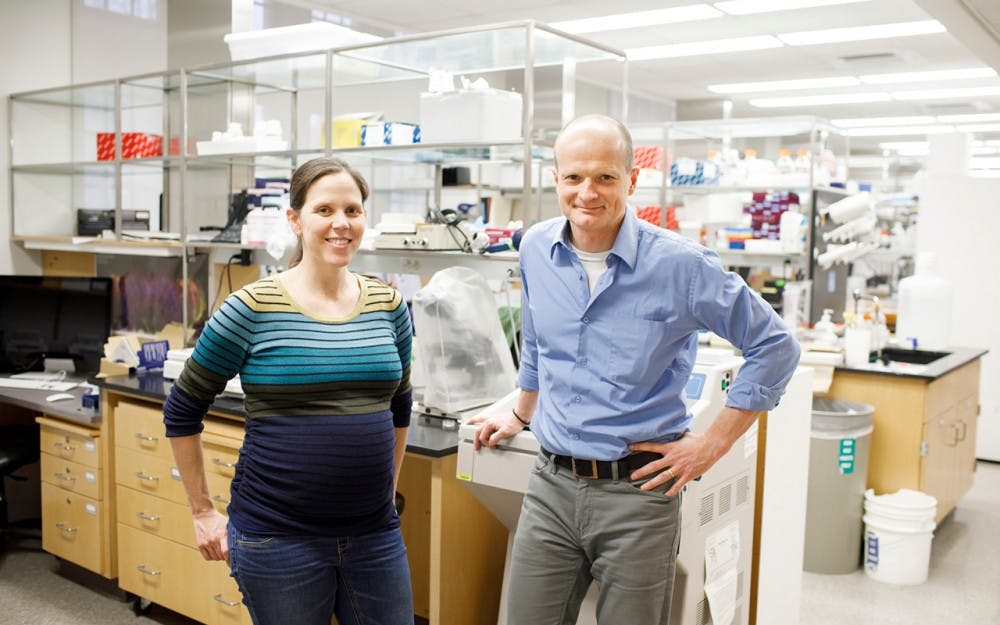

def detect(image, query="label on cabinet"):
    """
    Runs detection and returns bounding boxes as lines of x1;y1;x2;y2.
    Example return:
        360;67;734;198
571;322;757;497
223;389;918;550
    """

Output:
85;471;97;483
85;503;97;516
84;441;96;453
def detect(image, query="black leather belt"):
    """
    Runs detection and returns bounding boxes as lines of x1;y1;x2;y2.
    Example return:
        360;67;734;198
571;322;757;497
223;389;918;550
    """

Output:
541;448;663;480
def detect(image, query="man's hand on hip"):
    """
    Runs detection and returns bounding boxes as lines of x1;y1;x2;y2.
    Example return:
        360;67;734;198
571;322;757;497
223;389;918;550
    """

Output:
627;432;729;497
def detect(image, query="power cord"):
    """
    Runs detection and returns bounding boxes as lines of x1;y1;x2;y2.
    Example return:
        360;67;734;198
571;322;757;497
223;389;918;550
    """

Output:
212;252;248;311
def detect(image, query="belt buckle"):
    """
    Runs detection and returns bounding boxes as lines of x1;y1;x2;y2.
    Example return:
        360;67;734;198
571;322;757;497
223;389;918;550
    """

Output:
572;457;599;479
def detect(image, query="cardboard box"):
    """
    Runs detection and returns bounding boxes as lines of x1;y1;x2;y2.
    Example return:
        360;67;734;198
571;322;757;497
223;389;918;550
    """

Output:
419;89;522;143
96;132;164;160
361;122;420;146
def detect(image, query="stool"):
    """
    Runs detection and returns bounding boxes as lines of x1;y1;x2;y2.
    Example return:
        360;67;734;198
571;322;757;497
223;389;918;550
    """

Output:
0;425;41;550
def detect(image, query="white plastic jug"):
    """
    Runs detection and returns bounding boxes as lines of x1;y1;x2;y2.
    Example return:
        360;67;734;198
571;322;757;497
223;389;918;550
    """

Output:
894;253;953;350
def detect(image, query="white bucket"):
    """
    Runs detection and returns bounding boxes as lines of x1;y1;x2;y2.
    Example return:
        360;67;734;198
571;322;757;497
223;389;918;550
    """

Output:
862;488;937;585
864;488;937;522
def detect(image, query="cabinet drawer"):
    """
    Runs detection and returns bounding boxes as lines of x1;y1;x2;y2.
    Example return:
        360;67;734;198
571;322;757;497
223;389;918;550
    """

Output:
38;418;100;469
205;472;233;515
203;440;240;481
41;482;103;572
117;524;210;624
40;453;102;499
206;564;252;625
116;446;187;505
115;401;173;462
117;485;196;548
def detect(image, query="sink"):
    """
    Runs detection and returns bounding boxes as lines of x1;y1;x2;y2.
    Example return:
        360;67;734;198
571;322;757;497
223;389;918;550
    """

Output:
881;347;951;365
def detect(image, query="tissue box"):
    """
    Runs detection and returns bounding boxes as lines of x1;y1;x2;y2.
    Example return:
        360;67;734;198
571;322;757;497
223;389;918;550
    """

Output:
419;89;522;143
361;122;420;146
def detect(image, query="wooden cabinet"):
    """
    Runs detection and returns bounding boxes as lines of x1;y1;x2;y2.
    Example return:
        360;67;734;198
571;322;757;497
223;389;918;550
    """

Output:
827;358;980;523
36;415;115;577
114;398;251;625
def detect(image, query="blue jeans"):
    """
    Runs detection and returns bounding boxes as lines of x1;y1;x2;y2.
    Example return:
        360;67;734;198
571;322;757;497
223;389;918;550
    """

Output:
228;524;413;625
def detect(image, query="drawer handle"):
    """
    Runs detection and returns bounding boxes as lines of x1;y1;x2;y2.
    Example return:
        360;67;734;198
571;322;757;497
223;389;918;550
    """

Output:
136;512;160;522
957;419;968;442
134;432;159;443
137;564;162;577
55;522;77;534
211;458;236;469
55;472;76;483
134;471;160;482
55;443;76;453
211;495;230;506
213;594;240;607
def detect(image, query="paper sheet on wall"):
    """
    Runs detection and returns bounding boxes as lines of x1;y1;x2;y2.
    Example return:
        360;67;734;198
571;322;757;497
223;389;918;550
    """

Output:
704;566;738;625
704;520;740;580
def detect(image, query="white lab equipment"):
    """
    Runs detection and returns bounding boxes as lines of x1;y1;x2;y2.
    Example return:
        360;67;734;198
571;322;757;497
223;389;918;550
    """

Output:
824;192;872;224
457;349;758;625
412;267;517;415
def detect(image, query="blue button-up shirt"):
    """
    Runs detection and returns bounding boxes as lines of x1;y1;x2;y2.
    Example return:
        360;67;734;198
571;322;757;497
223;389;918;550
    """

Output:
517;207;801;460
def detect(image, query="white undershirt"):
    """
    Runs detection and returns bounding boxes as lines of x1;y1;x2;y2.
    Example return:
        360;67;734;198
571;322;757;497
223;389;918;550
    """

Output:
571;244;611;295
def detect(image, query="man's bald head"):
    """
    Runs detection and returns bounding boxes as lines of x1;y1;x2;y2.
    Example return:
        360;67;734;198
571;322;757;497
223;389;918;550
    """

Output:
553;114;634;171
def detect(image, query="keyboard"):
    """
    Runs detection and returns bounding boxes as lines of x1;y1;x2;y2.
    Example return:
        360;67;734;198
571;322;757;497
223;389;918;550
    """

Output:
0;377;77;392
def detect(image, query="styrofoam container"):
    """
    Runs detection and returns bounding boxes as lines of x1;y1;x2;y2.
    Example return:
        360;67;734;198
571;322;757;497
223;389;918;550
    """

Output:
225;22;380;61
419;89;522;143
682;192;745;224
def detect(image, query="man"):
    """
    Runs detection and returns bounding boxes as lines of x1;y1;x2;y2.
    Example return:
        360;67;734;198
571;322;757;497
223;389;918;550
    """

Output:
471;114;800;624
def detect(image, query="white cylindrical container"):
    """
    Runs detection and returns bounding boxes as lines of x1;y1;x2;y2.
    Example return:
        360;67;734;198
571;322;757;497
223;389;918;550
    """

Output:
894;253;953;350
862;488;937;585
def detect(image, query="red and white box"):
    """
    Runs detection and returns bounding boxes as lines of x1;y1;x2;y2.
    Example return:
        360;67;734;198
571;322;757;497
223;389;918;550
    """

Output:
96;132;115;160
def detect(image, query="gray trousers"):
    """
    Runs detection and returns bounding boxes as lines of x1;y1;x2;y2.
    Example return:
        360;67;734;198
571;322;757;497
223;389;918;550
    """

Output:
507;453;682;625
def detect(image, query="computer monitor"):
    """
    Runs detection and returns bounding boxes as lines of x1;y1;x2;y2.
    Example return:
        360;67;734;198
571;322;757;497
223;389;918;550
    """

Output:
0;275;113;375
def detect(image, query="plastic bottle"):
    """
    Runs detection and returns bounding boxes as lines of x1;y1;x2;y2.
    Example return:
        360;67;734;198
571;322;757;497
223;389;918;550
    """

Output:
794;149;811;173
813;309;838;347
894;253;953;350
776;148;794;174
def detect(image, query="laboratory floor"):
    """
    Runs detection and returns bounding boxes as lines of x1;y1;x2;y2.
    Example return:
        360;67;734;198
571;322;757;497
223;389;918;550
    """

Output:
1;461;998;625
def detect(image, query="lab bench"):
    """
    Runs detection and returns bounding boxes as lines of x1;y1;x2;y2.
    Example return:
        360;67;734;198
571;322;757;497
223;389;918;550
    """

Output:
0;373;506;625
827;346;987;523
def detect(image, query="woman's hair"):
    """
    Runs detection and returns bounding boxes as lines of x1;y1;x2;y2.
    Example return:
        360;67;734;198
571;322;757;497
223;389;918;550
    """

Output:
287;157;369;267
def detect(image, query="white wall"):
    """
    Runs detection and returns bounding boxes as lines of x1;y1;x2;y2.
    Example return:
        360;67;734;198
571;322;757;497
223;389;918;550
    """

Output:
0;0;73;275
1;1;169;275
916;174;1000;461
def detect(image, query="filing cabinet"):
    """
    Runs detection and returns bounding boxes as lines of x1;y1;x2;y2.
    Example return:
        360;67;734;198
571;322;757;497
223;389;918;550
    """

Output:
114;399;251;625
36;415;114;577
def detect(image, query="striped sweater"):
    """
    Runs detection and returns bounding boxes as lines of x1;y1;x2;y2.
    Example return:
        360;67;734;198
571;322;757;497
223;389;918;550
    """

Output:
163;274;412;536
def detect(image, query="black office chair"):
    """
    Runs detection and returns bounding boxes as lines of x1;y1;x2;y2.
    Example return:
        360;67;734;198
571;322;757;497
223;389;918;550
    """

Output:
0;424;41;551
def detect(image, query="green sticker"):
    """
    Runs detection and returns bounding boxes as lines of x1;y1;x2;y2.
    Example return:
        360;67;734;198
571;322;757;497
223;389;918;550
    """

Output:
838;438;856;474
457;472;472;482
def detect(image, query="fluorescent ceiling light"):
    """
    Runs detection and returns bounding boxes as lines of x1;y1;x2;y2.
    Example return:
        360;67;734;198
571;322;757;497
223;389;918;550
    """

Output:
859;67;996;84
749;92;891;107
955;124;1000;133
892;86;1000;100
778;20;945;46
551;5;722;35
848;125;956;136
936;113;1000;123
628;35;782;60
715;0;872;15
831;116;935;128
708;76;859;94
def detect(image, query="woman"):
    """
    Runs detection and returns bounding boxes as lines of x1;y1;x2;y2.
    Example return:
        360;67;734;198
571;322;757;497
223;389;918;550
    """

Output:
164;157;414;625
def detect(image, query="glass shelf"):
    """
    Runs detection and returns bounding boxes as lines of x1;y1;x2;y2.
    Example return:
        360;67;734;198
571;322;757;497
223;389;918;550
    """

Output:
11;161;117;176
9;80;118;109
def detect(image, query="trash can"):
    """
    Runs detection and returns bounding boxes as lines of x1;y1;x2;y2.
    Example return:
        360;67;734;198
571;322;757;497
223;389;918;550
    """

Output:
803;397;875;574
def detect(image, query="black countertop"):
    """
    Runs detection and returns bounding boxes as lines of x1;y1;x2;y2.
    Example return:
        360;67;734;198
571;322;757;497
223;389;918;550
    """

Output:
0;381;101;426
97;372;460;458
835;346;988;380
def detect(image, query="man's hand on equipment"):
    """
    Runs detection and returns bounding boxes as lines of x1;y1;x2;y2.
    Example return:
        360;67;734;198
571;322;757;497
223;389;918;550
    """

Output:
467;412;526;450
